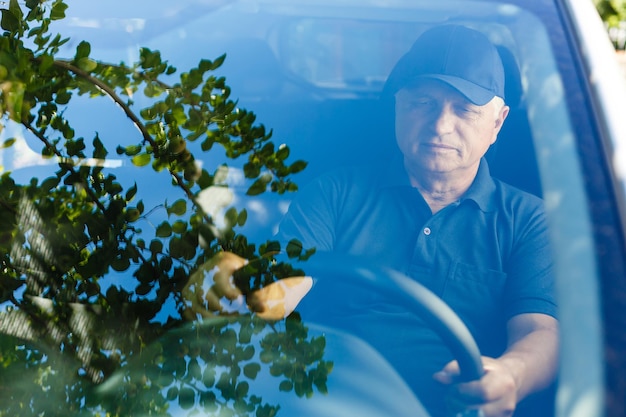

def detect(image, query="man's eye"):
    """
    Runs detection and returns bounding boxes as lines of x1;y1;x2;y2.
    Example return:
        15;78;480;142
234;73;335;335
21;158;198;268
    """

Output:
408;98;433;109
455;104;477;114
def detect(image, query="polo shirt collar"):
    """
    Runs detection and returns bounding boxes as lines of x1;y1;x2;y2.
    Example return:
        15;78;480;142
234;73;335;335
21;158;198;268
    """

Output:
461;159;497;212
381;157;497;212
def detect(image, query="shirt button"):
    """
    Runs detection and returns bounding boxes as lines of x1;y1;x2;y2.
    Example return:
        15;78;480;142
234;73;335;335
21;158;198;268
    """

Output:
423;227;431;236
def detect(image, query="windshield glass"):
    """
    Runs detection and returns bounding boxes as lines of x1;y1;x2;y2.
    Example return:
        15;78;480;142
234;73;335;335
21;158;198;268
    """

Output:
0;0;596;416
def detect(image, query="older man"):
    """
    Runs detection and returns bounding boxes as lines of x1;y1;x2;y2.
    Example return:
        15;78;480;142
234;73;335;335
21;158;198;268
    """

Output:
275;25;558;417
185;24;559;417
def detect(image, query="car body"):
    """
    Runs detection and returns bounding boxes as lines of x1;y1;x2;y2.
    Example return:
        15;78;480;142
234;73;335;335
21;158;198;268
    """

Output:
1;0;626;416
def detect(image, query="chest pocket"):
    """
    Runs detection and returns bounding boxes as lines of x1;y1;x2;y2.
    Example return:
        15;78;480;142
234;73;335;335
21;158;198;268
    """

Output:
441;262;507;348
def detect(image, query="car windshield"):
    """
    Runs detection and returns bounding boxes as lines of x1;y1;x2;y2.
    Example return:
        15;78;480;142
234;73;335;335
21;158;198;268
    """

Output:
0;0;602;416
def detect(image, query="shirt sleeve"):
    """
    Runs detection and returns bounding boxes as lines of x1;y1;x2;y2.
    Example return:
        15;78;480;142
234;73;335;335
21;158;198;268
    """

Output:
275;172;341;252
503;198;558;320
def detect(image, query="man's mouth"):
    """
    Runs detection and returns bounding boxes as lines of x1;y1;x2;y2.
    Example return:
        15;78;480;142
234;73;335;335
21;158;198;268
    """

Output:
421;142;455;150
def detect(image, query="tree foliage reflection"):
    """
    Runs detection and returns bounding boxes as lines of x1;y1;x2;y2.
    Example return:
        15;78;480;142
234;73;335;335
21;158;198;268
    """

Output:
0;1;324;415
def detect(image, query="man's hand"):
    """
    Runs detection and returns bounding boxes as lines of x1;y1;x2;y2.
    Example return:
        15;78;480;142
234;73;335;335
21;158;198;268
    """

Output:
182;251;312;321
247;276;313;320
433;356;517;417
182;251;247;320
433;313;558;417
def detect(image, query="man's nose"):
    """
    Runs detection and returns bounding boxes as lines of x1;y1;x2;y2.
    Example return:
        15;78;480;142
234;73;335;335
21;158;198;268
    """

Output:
432;103;456;135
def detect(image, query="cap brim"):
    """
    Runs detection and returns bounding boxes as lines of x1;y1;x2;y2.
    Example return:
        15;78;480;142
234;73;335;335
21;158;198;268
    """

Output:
419;74;498;106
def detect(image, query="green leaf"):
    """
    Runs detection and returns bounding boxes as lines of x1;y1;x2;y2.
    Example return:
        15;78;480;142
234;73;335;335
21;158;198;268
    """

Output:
50;1;68;20
202;367;216;388
171;105;186;125
260;240;281;256
55;89;72;104
40;176;60;192
212;54;226;70
224;207;237;227
39;54;54;73
140;47;162;69
75;40;91;60
111;256;131;272
197;169;213;189
243;162;261;178
0;9;20;33
149;239;164;254
125;208;141;222
136;283;152;296
172;220;187;234
286;239;304;259
144;83;164;98
241;345;254;360
1;138;16;149
131;153;151;167
125;183;138;201
169;236;195;259
188;358;202;380
237;209;247;227
243;363;261;379
246;173;272;196
289;160;308;174
166;387;179;401
276;144;290;161
77;57;97;72
104;180;122;196
236;381;250;397
160;256;173;272
119;144;142;156
279;380;293;392
167;199;187;216
7;0;20;20
156;222;172;238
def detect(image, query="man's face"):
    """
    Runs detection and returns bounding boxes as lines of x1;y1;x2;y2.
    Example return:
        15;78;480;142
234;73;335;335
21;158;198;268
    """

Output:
394;80;509;177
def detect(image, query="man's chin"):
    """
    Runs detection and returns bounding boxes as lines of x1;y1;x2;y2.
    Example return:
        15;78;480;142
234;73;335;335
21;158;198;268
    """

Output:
405;158;458;175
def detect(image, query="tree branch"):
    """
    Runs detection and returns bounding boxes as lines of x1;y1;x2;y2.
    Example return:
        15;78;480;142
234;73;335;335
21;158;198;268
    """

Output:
50;59;213;225
51;59;156;148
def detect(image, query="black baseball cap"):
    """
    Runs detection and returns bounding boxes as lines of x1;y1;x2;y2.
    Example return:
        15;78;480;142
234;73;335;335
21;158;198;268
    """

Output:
384;25;505;105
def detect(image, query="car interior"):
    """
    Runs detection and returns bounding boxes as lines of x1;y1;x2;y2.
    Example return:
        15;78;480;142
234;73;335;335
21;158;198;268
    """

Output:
2;1;599;416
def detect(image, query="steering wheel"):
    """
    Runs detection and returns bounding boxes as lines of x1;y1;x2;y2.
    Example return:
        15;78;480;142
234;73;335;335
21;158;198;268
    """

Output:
297;254;486;417
301;254;484;382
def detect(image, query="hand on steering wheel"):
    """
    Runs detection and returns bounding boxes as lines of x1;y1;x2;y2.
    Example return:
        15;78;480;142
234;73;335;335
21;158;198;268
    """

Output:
182;251;312;321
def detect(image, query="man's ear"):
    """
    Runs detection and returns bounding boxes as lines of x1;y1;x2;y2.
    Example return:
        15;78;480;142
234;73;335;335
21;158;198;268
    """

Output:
489;104;509;146
495;105;510;132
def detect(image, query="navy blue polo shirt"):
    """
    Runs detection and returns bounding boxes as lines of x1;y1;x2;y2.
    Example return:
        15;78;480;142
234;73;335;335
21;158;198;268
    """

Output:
277;158;556;414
